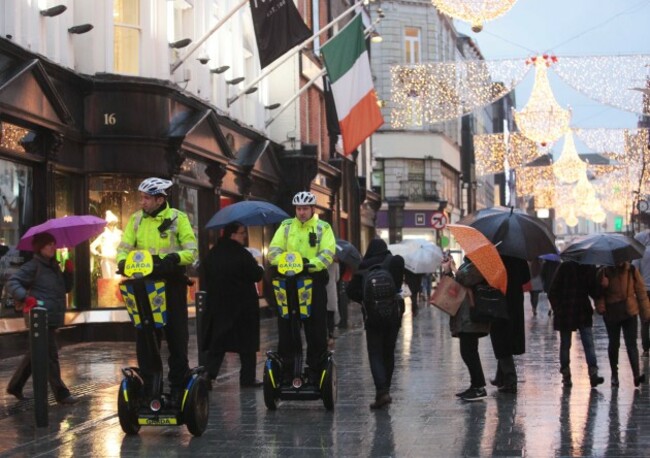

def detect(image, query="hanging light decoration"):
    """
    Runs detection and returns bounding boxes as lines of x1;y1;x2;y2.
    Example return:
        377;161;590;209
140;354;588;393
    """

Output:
565;208;579;227
553;55;650;116
572;172;596;203
473;133;507;175
515;166;553;196
514;55;571;146
390;58;530;126
553;131;587;183
591;208;607;224
430;0;519;32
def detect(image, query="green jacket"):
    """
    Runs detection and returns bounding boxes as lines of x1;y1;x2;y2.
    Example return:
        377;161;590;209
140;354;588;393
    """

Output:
117;203;198;266
268;214;335;272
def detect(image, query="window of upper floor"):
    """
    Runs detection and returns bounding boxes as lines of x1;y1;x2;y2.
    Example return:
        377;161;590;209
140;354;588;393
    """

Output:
113;0;141;75
404;26;421;64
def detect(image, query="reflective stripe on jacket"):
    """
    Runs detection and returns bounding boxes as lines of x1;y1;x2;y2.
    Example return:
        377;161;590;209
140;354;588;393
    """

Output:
117;203;198;266
268;214;335;272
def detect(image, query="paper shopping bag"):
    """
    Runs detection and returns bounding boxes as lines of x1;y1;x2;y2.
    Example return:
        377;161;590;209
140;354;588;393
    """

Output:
430;275;466;316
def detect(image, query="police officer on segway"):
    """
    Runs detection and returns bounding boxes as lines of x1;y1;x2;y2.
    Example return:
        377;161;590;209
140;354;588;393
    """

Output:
268;191;336;384
117;177;198;408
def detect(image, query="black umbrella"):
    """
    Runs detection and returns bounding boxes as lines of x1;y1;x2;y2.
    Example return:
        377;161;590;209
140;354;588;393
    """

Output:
560;233;645;266
457;206;556;261
335;239;362;269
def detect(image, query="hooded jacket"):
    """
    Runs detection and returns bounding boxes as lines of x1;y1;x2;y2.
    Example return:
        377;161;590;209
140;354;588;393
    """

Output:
346;239;404;304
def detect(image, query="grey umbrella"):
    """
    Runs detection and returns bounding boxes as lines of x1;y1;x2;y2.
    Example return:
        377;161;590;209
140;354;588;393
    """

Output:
335;239;362;269
560;233;644;266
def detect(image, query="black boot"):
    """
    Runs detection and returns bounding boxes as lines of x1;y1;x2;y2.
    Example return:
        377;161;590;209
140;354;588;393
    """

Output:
588;366;604;388
560;367;572;387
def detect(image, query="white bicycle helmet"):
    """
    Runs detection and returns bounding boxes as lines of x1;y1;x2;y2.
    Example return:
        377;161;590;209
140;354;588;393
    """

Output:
138;177;173;196
292;191;316;206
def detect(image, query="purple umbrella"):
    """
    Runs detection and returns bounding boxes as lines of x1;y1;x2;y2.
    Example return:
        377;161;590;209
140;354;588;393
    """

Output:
17;215;107;251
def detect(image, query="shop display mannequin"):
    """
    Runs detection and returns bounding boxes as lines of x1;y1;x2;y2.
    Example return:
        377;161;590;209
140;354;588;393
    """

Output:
90;210;122;278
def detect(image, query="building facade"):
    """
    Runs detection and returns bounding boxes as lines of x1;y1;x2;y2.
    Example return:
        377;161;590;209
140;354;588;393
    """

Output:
0;0;376;327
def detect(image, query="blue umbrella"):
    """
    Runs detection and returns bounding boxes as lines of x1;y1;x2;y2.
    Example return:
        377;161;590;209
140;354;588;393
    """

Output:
205;200;289;230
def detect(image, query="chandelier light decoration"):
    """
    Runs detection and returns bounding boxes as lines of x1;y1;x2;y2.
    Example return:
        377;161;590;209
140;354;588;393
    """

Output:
513;55;571;146
390;58;529;126
430;0;519;32
553;131;587;183
553;55;650;116
593;168;633;216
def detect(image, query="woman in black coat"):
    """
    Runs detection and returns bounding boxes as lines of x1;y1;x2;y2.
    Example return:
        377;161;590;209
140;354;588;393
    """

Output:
490;255;530;394
202;222;264;387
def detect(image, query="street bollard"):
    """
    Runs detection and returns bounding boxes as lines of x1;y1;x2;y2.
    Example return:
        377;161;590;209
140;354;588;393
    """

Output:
30;306;48;428
195;291;207;367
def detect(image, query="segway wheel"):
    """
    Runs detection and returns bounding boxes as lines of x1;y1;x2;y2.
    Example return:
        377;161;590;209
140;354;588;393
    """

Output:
117;380;141;435
183;376;209;437
321;360;337;411
263;365;280;410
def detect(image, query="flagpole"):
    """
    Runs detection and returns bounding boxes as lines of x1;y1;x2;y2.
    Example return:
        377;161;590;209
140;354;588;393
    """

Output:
170;0;248;74
227;0;364;107
264;18;381;128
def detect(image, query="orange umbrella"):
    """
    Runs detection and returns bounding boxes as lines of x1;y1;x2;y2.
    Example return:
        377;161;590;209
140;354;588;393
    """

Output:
448;224;508;295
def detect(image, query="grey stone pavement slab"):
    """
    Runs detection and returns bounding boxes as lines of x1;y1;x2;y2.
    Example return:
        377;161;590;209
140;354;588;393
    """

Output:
2;295;650;457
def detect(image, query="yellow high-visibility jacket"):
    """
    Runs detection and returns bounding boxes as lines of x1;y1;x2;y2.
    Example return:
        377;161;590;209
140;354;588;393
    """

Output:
117;203;198;266
268;214;335;272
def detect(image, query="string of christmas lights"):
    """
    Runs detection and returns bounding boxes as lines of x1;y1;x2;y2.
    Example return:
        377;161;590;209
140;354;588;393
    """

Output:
430;0;519;32
553;55;650;116
390;58;530;126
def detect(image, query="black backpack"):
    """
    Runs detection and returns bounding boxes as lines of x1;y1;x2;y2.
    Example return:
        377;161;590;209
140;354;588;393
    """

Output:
362;255;399;323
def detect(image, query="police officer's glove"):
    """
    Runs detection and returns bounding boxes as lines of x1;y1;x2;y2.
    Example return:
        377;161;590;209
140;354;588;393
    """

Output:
299;258;310;275
117;260;126;276
159;253;180;274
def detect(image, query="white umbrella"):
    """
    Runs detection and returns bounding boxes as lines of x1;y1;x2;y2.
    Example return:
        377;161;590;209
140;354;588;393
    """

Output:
388;240;444;274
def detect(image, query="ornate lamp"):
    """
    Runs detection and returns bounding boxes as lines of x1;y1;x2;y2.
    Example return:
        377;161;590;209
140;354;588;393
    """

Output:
430;0;519;32
514;55;571;146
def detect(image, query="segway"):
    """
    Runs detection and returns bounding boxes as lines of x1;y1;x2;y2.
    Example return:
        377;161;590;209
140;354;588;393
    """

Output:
117;250;209;436
263;252;336;410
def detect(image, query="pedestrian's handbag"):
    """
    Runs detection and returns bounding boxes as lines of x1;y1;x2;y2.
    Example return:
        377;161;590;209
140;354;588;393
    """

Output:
470;283;509;323
430;275;466;316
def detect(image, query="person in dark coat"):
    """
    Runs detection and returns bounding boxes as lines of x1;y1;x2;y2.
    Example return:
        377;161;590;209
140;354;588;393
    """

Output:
489;255;530;394
548;261;604;387
445;258;491;401
404;268;423;317
541;258;560;316
347;238;405;409
5;232;77;404
202;222;264;388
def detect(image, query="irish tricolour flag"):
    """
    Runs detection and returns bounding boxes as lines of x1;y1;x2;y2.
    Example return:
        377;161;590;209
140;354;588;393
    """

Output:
321;14;384;156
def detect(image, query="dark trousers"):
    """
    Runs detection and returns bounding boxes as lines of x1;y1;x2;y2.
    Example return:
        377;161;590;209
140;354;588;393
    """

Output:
642;292;650;352
208;351;257;384
459;333;486;388
494;356;517;386
136;279;189;393
7;328;71;402
337;280;349;327
365;315;402;397
605;315;640;378
530;291;540;309
277;277;328;373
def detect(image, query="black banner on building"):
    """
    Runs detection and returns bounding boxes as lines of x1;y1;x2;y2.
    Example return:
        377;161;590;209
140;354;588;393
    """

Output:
249;0;312;69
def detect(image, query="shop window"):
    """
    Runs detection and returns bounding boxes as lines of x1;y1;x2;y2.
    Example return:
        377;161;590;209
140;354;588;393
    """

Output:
54;174;77;309
177;184;200;299
0;160;33;317
88;176;141;308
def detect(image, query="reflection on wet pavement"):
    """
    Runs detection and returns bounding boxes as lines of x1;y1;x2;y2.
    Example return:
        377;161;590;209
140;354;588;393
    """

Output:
1;294;650;457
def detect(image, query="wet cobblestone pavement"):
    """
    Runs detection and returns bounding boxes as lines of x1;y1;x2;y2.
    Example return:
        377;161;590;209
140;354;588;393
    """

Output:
2;295;650;457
